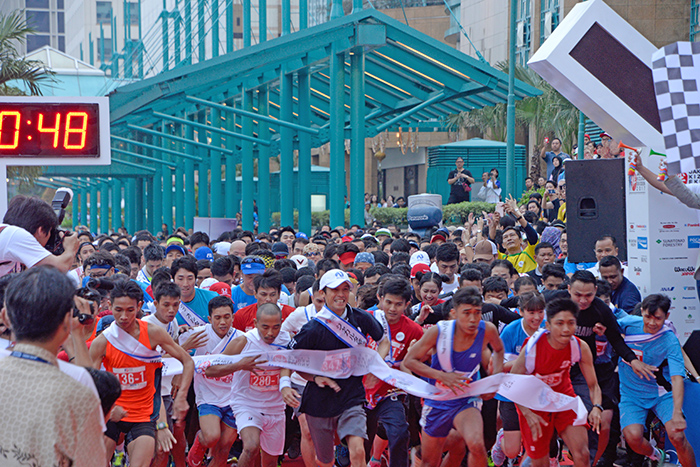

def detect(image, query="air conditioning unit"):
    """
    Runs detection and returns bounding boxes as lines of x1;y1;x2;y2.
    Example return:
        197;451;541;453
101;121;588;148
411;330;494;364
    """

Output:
543;11;553;39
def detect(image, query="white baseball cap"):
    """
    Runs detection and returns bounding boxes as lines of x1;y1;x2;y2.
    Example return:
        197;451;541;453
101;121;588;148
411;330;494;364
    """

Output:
320;269;354;291
200;277;218;290
290;255;309;269
409;251;431;267
214;242;232;255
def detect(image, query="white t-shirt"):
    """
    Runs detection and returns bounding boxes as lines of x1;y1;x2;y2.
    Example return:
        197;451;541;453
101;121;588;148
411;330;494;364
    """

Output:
67;266;83;288
280;304;317;386
142;313;178;395
229;329;290;414
441;275;460;295
0;225;51;277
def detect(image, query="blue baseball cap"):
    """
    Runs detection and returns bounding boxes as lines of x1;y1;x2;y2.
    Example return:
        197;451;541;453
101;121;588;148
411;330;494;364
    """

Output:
165;244;186;256
241;256;266;275
194;246;213;261
354;252;375;266
296;232;308;239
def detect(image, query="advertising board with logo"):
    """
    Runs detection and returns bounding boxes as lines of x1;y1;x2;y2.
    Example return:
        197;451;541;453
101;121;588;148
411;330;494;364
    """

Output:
626;148;700;343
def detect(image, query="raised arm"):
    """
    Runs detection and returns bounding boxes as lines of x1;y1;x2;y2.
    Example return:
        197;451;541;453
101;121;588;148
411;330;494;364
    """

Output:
578;340;602;433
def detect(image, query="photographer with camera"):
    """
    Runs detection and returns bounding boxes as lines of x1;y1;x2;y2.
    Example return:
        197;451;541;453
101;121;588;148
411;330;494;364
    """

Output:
0;194;78;277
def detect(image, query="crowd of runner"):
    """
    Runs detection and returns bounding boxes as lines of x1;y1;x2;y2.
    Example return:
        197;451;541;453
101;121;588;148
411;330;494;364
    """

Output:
0;190;697;467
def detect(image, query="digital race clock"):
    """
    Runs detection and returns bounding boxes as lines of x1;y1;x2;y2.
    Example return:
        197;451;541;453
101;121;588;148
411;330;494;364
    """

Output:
0;102;99;157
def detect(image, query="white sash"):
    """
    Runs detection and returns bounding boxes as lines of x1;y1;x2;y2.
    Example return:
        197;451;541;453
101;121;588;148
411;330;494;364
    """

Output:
159;345;587;422
623;325;673;344
178;301;207;327
247;328;292;351
210;325;238;354
373;310;393;363
436;319;455;372
314;306;367;348
524;329;580;375
136;268;150;284
103;322;162;363
303;304;317;322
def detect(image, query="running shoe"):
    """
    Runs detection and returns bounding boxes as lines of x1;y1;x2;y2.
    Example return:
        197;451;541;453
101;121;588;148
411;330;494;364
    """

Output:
368;458;382;467
187;433;206;467
336;444;350;467
549;457;560;467
491;428;506;466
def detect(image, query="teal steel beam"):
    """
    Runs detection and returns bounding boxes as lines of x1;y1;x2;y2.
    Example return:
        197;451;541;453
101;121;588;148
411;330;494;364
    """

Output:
350;49;365;226
183;118;195;229
151;134;163;233
184;0;192;65
282;0;290;36
223;96;236;218
371;47;468;92
125;179;134;233
297;71;311;235
111;135;203;161
198;0;206;63
375;91;447;132
112;158;157;173
90;183;98;233
112;178;121;231
226;0;234;52
80;182;88;228
196;112;208;219
506;0;516;198
241;90;254;230
258;87;271;232
259;0;267;42
161;1;169;72
111;147;178;168
126;125;230;155
212;0;220;58
152;111;271;145
243;0;251;47
280;69;294;227
135;178;145;231
101;182;109;233
185;96;319;135
210;108;223;217
329;45;345;227
72;183;79;227
299;0;307;29
161;123;173;231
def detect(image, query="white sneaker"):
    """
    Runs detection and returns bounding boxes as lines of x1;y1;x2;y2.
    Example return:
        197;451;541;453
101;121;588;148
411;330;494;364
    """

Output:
549;458;560;467
490;428;506;466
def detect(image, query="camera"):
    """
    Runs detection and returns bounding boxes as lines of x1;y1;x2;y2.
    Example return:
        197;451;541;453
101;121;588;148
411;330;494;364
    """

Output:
44;188;73;256
73;276;116;325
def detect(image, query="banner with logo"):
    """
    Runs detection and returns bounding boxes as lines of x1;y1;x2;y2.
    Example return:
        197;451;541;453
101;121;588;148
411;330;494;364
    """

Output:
626;149;700;343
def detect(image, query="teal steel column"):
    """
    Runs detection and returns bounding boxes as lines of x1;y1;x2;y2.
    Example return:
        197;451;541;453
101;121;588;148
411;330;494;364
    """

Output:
184;120;195;229
258;89;271;232
161;0;169;71
282;0;290;35
280;69;294;227
100;182;109;233
175;163;184;228
350;49;365;226
80;182;88;229
241;90;254;230
197;112;209;218
184;0;192;65
259;0;267;42
145;175;153;232
211;0;219;58
111;178;121;231
135;178;145;230
330;0;343;19
90;182;98;233
243;0;251;47
72;185;79;228
505;0;517;198
152;163;163;232
298;72;311;235
210;108;223;217
225;0;234;52
126;178;136;233
224;99;236;218
299;0;307;29
329;45;346;227
161;125;173;229
198;0;206;61
577;111;585;160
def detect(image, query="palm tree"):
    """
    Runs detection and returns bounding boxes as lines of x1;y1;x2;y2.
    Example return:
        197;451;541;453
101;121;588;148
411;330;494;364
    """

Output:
445;61;580;176
0;11;55;186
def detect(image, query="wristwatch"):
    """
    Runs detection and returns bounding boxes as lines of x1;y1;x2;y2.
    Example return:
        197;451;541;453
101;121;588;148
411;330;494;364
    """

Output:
156;421;168;431
592;404;604;412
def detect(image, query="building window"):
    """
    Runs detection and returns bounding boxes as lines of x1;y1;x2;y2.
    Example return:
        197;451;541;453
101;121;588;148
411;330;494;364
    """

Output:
57;12;64;33
26;34;50;52
97;1;112;24
26;10;50;33
58;35;65;52
540;0;559;44
516;0;531;66
99;38;113;62
128;2;139;25
57;0;64;9
692;0;699;42
25;0;49;8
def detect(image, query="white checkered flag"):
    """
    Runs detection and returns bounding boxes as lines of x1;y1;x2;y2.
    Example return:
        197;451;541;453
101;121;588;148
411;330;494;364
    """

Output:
652;41;700;176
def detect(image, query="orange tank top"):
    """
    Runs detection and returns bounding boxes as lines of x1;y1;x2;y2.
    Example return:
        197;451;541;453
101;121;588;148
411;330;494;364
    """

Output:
104;319;162;422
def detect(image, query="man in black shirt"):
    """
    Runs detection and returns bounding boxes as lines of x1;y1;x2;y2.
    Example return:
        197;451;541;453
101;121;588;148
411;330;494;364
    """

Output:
447;157;474;204
290;269;389;467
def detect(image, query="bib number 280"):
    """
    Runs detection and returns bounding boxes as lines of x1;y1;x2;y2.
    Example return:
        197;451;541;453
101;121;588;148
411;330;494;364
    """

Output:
250;370;280;392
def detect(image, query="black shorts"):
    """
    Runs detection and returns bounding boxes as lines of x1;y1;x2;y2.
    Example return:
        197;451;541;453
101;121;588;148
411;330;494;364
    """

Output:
499;400;520;432
105;420;156;446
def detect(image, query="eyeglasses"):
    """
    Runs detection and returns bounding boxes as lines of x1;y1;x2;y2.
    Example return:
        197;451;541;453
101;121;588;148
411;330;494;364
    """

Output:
558;185;566;190
305;252;320;257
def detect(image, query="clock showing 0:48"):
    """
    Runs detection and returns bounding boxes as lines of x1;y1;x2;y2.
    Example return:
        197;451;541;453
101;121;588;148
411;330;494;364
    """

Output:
0;102;100;157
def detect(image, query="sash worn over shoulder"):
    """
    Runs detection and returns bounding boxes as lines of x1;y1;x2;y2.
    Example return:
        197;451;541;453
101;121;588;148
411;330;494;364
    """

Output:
247;328;292;350
207;324;239;354
103;322;162;363
623;325;673;345
314;306;367;348
524;329;580;374
373;310;393;363
436;319;455;372
178;300;207;327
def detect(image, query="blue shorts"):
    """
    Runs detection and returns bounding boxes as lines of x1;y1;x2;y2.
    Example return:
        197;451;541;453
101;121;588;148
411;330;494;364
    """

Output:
419;397;482;438
620;392;675;430
198;403;237;429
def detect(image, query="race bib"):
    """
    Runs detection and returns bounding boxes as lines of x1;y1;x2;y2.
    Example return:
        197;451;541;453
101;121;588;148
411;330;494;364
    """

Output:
114;366;147;390
250;369;280;392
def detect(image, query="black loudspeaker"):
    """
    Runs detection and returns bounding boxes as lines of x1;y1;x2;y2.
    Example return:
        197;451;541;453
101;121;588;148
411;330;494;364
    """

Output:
684;331;700;379
565;159;627;263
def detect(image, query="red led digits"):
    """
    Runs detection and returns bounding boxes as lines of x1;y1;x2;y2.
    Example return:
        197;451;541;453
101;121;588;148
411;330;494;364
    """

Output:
64;112;88;149
0;111;21;149
38;113;61;148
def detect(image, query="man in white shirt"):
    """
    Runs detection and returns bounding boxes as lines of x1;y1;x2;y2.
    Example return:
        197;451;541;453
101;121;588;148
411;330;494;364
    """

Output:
0;195;79;276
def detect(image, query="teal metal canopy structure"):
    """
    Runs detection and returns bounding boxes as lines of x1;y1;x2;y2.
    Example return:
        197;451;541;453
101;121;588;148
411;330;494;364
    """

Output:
73;5;540;235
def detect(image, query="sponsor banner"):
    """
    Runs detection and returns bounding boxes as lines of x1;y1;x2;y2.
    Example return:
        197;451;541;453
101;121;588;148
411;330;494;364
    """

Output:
689;236;700;249
637;237;648;249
